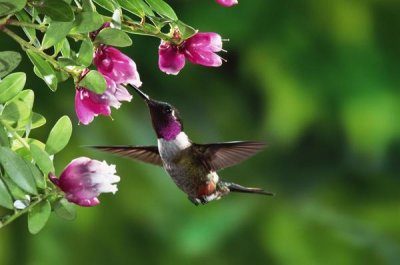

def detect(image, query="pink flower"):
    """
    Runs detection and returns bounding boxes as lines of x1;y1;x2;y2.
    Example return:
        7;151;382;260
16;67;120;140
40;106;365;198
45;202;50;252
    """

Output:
94;45;142;87
158;32;224;75
75;72;132;125
215;0;238;7
49;157;120;207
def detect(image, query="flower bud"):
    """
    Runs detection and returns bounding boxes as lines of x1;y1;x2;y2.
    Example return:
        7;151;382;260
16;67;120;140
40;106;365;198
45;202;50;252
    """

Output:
49;157;120;207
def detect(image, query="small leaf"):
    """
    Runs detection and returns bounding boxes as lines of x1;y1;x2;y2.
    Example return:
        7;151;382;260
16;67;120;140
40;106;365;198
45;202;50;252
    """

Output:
28;199;51;234
93;0;119;12
45;115;72;155
31;113;46;129
176;20;197;40
15;10;40;46
26;50;58;91
25;160;46;190
54;198;76;220
0;146;37;195
2;178;27;200
60;39;71;57
0;72;26;104
42;21;73;49
32;0;74;22
78;70;107;94
30;144;54;176
145;0;177;20
94;28;132;47
77;39;94;67
0;177;13;209
71;12;104;34
1;91;33;129
0;0;27;16
0;51;22;78
0;125;9;147
118;0;144;17
82;0;96;11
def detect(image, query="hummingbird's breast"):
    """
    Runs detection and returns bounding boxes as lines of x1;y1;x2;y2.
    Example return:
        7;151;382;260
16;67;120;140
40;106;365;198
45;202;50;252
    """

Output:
157;132;216;197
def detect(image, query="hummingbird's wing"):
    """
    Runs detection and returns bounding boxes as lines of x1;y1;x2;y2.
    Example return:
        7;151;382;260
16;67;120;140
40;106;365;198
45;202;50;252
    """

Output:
90;145;163;166
194;141;266;171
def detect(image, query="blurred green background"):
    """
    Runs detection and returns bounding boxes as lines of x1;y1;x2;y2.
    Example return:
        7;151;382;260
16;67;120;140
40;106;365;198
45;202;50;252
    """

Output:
1;0;400;264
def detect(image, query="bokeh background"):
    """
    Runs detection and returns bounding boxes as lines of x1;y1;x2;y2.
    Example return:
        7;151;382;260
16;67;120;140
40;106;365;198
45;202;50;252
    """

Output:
1;0;400;264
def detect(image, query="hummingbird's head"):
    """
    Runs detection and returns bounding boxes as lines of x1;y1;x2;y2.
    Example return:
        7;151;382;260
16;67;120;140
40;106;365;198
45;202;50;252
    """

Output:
130;85;183;140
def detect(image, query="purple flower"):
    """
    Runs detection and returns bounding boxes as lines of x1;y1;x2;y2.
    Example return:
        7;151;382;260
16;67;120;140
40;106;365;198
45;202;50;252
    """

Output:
94;45;142;87
215;0;238;7
49;157;120;207
158;32;224;75
75;72;132;125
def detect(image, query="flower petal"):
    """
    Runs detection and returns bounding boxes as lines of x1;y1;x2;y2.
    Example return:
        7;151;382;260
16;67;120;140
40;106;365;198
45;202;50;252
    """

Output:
53;157;120;207
75;88;111;125
215;0;238;7
94;46;142;87
186;32;223;52
158;41;186;75
185;49;222;67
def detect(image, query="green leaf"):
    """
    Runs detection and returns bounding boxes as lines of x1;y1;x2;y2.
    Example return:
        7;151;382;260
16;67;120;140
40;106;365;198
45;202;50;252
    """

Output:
0;177;13;209
26;50;58;91
30;144;54;176
25;160;46;190
94;28;132;47
15;10;40;46
0;72;26;104
45;115;72;155
32;0;74;22
60;39;71;57
54;198;76;220
79;70;107;94
28;199;51;234
1;91;33;129
0;0;27;16
118;0;144;17
93;0;119;12
0;51;22;78
42;21;73;49
2;178;26;200
71;11;104;34
0;125;9;147
176;20;197;39
82;0;96;11
145;0;177;20
31;113;46;129
77;39;94;67
0;146;37;195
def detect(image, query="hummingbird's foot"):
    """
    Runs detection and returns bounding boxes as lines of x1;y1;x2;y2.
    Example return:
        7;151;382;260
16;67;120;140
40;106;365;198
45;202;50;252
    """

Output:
188;196;212;206
188;196;201;206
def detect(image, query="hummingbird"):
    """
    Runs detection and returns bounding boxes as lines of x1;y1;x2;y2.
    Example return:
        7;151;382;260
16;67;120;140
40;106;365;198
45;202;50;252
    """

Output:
92;85;273;205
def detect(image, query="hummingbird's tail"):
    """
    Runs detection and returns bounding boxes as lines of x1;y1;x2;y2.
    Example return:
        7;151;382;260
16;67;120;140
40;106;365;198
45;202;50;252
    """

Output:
222;181;274;196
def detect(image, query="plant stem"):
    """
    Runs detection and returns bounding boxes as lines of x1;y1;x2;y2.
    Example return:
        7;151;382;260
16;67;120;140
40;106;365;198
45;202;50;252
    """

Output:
0;192;55;229
1;27;76;77
6;19;46;32
0;120;30;150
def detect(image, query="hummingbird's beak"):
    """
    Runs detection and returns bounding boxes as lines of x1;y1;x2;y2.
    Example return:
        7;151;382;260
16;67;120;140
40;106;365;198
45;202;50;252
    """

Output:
128;84;150;102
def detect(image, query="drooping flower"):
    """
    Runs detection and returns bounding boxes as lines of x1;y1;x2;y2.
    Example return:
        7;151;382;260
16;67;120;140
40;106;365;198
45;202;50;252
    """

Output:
75;71;132;125
49;157;120;207
158;32;224;75
94;45;142;87
215;0;238;7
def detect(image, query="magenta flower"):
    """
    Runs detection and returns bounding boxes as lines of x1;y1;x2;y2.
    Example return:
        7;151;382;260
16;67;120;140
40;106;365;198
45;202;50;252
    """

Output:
75;73;132;125
49;157;120;207
216;0;238;7
159;32;224;75
94;45;142;87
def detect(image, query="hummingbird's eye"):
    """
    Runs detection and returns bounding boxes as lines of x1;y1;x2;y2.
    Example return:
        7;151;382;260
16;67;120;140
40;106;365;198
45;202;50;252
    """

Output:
164;106;172;114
